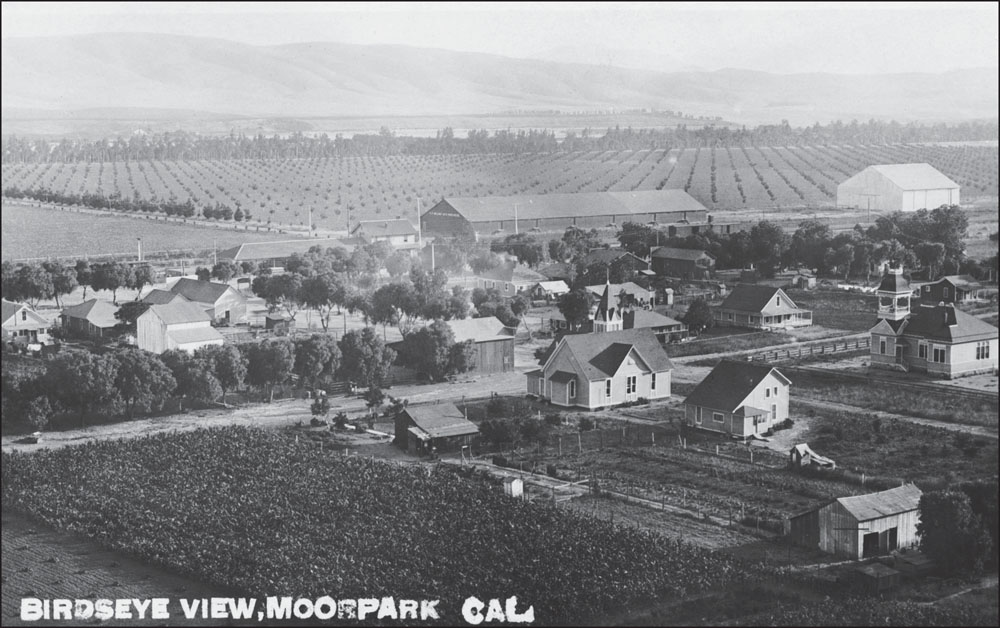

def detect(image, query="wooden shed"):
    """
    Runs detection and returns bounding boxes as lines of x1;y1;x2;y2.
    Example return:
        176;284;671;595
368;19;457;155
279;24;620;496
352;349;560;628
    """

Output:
394;402;479;455
818;484;923;559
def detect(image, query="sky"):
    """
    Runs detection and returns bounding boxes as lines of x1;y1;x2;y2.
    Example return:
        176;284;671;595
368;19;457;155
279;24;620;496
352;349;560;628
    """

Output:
2;1;998;75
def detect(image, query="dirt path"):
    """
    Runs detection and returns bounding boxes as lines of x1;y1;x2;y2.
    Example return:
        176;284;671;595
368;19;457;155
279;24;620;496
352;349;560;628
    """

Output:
793;397;998;439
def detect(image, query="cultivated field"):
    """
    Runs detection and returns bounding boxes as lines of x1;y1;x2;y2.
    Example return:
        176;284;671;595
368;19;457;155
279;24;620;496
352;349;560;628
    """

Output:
2;144;996;232
1;203;291;261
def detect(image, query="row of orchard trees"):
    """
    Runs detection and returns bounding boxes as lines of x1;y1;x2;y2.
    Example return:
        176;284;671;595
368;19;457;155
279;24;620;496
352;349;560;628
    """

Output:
1;259;155;308
4;120;997;163
3;186;252;223
1;329;397;432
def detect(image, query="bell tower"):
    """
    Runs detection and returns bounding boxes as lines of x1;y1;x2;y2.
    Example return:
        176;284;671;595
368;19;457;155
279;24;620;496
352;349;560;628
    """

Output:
876;265;911;321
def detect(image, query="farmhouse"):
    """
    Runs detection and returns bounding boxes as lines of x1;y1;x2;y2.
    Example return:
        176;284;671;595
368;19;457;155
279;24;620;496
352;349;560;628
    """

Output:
836;163;959;212
136;300;225;355
1;299;51;345
871;266;998;378
919;275;986;304
395;402;479;455
578;248;650;275
526;328;673;409
476;263;548;299
713;284;812;330
351;219;420;250
217;237;355;269
60;299;119;338
421;190;708;239
446;316;516;374
684;360;790;438
169;278;247;325
788;484;923;559
650;246;716;279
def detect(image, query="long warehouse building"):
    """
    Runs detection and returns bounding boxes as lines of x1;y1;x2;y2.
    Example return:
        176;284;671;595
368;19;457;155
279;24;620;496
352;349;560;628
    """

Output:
421;190;711;239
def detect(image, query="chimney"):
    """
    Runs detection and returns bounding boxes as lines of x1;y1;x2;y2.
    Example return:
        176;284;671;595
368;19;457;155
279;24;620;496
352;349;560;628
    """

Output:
623;309;635;330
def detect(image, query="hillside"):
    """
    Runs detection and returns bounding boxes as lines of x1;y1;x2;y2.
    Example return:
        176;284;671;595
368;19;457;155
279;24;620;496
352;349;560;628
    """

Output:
2;33;997;130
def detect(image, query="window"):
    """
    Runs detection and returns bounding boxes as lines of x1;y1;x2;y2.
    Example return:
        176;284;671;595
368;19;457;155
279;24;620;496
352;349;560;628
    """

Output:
977;342;990;360
933;347;946;363
626;376;637;394
773;386;778;396
776;296;781;307
712;412;724;423
765;388;771;398
651;373;657;391
923;285;930;293
880;339;887;355
696;407;703;424
918;343;927;359
942;287;949;298
771;404;777;420
21;311;27;321
605;379;612;398
569;380;577;399
505;283;511;292
728;313;734;321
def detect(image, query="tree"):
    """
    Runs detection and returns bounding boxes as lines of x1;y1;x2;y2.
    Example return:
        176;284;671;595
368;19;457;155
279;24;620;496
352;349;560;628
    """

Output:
211;260;239;283
682;297;714;334
338;327;396;389
111;348;176;419
43;261;78;308
301;272;346;332
509;293;531;332
558;288;592;331
114;301;151;333
244;338;295;402
447;285;471;320
161;349;223;408
197;344;248;405
399;321;464;382
371;282;417;337
15;263;54;308
195;266;211;282
469;250;504;275
45;352;120;427
561;226;602;260
790;220;832;272
915;242;947;280
748;221;790;278
824;243;855;281
1;261;20;302
293;333;341;388
918;490;994;575
385;250;412;279
254;273;304;318
91;261;132;304
310;395;331;420
363;385;385;419
128;264;156;297
618;222;658;258
493;233;544;267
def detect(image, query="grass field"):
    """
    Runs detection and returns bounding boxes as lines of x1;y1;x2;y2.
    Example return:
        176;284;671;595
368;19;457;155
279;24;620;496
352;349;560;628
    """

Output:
669;331;797;357
1;204;291;261
783;289;878;332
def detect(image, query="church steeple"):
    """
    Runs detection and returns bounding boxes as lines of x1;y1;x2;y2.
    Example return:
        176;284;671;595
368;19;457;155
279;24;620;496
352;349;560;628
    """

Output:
593;281;623;332
876;265;911;322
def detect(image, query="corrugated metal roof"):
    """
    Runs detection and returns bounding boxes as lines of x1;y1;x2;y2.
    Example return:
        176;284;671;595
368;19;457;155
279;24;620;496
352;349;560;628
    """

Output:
447;316;514;343
868;164;959;191
61;299;119;328
434;190;707;223
837;484;922;522
684;360;790;413
167;326;224;345
403;402;479;439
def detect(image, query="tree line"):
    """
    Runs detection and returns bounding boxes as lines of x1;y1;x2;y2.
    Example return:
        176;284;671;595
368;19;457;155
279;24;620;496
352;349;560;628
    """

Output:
4;119;996;163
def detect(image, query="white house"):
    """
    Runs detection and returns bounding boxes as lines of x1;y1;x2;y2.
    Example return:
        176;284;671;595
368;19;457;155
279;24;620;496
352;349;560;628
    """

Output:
352;219;420;250
136;300;224;355
684;360;791;438
1;299;51;345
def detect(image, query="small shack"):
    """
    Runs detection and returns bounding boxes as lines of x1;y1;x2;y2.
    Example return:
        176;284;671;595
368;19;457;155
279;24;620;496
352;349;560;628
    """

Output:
503;477;524;498
395;402;479;455
820;484;923;559
848;562;901;594
265;313;294;333
789;443;836;469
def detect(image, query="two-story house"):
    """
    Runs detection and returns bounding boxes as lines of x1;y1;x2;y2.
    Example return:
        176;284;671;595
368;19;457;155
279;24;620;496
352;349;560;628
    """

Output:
918;275;986;304
476;263;548;299
713;284;812;330
684;360;791;438
1;299;51;345
526;327;673;409
136;300;225;355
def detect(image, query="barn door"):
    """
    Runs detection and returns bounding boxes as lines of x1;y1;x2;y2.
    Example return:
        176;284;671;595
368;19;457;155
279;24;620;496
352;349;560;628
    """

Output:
862;532;880;558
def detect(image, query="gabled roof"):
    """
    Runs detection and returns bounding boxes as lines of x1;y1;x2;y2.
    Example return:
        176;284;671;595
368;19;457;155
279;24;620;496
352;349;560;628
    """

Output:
650;246;715;261
630;309;684;329
903;304;998;342
143;300;213;325
447;316;514;343
585;282;653;299
478;263;547;284
142;289;187;305
580;248;644;266
551;328;673;380
549;370;577;384
933;275;984;290
167;326;224;345
866;164;958;191
684;360;791;413
536;263;575;281
836;484;922;522
60;299;119;328
870;318;907;336
433;190;707;223
403;402;479;439
170;278;238;305
534;280;570;294
217;238;355;262
353;219;417;237
718;284;804;314
1;299;47;327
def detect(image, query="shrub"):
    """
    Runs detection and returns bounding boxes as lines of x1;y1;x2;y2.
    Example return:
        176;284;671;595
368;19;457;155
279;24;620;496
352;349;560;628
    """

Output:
544;412;562;426
486;397;507;417
547;464;559;478
492;455;508;467
578;416;594;431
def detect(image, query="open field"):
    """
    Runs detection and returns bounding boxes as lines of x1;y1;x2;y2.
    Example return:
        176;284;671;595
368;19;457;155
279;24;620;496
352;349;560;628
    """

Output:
3;144;996;233
783;289;878;332
2;427;765;626
1;203;291;262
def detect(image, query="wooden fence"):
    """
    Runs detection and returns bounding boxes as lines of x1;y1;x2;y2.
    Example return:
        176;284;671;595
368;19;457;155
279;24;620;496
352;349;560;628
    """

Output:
746;337;871;363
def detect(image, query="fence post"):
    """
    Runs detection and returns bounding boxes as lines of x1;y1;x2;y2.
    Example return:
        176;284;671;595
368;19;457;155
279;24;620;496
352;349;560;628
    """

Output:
578;432;582;452
558;436;562;457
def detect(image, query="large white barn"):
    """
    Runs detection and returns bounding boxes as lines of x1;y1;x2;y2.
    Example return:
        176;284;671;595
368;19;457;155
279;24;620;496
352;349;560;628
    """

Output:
836;163;959;212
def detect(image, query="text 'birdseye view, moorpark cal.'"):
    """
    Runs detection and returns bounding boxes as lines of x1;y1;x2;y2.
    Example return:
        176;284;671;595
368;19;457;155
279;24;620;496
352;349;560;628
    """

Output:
1;4;998;627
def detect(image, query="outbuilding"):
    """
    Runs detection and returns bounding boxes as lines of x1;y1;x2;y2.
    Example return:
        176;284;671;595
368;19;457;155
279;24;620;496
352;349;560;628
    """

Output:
836;163;959;212
395;402;479;455
818;484;923;559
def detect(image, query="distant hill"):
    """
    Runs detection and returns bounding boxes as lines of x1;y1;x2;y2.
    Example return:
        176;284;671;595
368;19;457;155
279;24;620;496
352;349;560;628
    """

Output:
2;33;997;128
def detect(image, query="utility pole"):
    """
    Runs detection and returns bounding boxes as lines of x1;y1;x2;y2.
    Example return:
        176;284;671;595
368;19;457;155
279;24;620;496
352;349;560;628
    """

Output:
514;203;519;235
417;197;422;246
213;238;217;266
431;242;436;272
137;237;142;262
